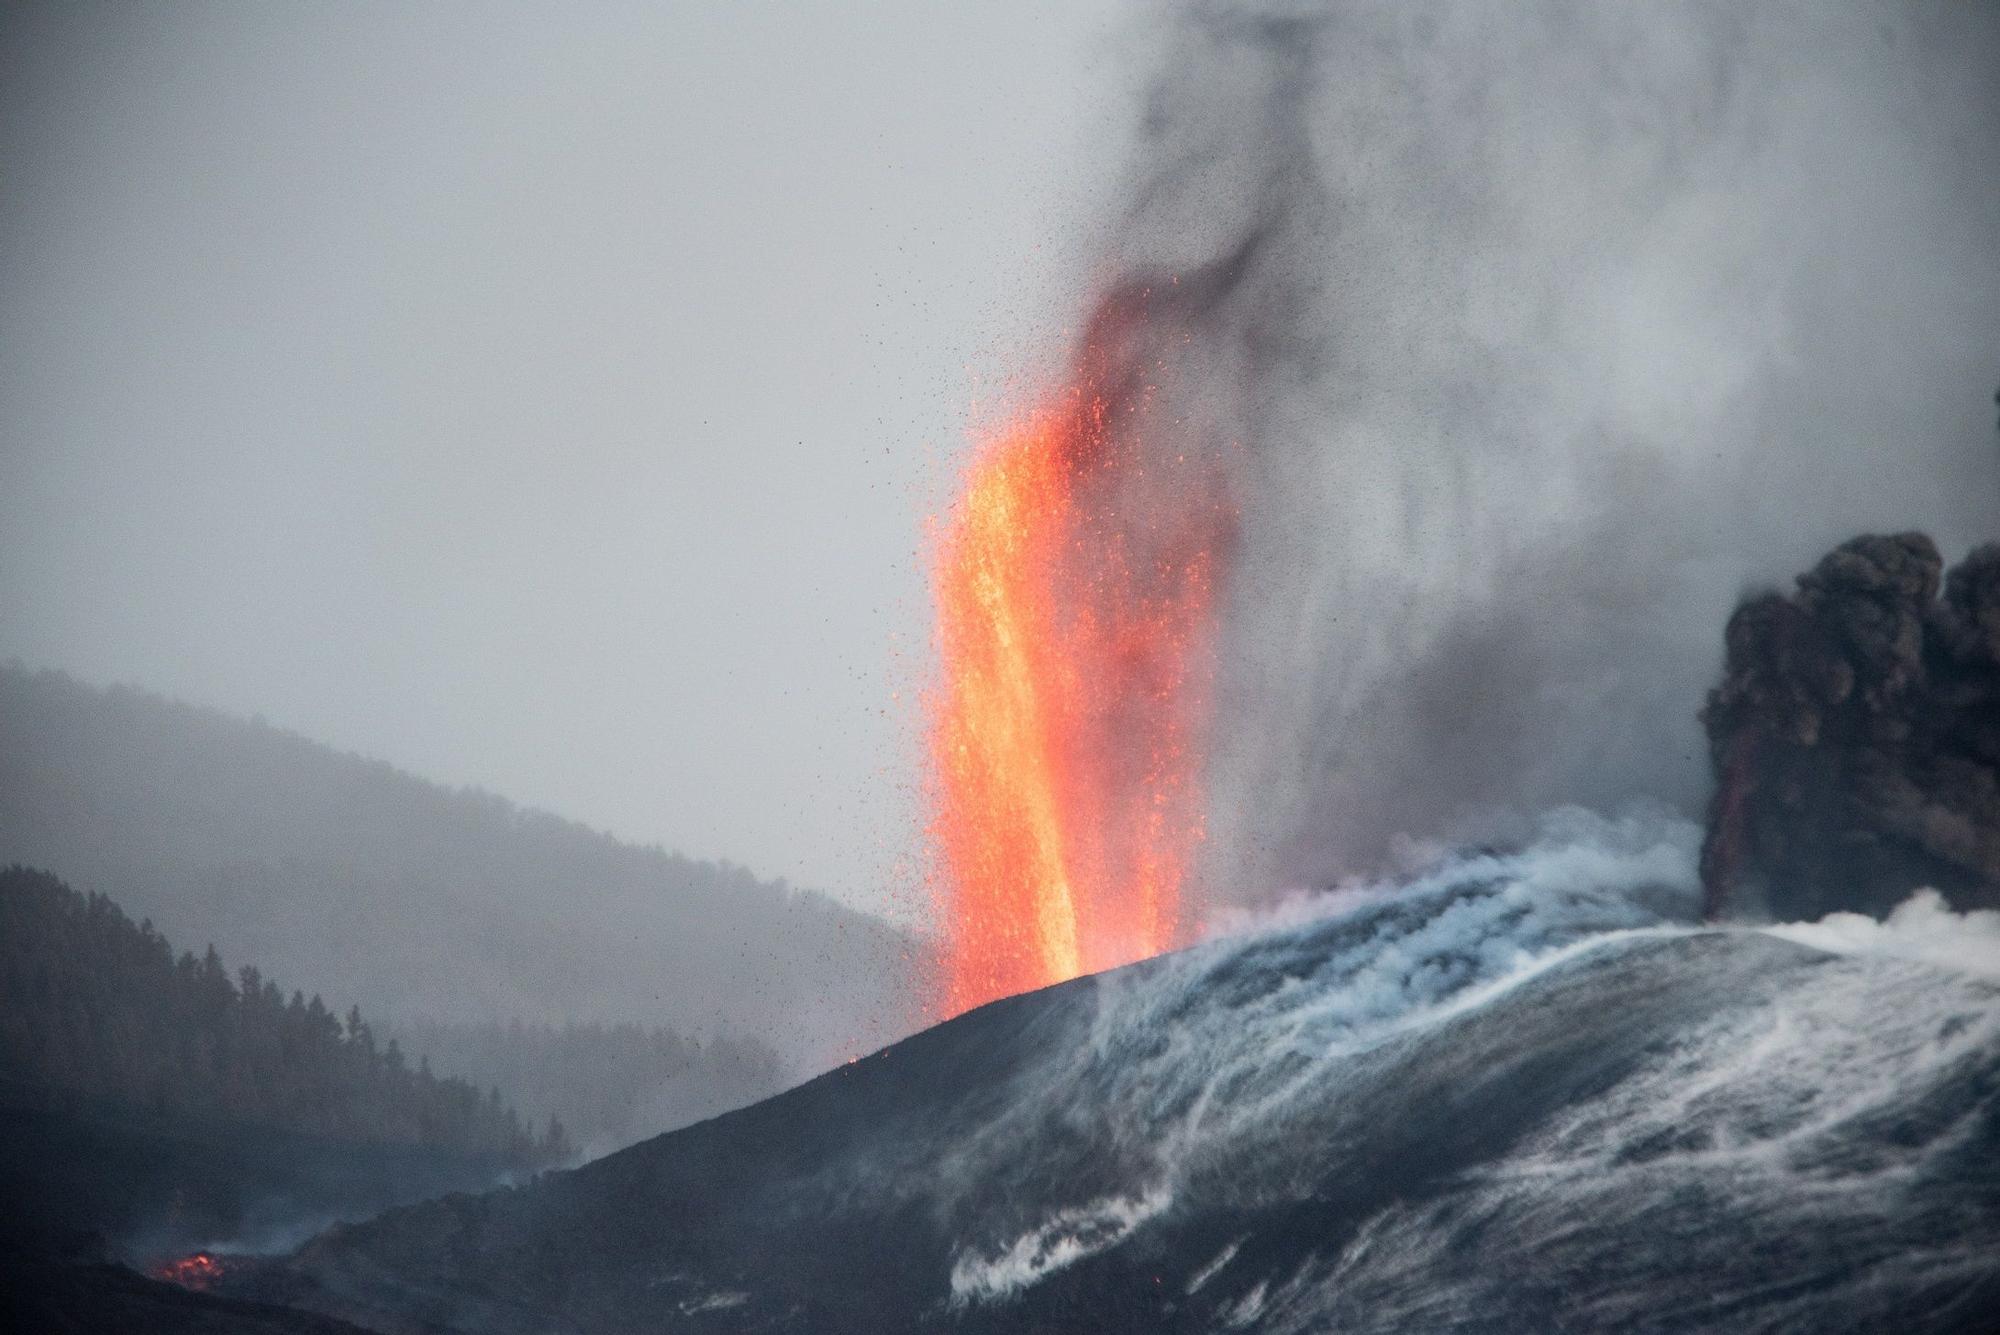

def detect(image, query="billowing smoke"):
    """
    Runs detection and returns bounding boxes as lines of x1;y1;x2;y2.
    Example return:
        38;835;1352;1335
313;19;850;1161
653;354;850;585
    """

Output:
1075;1;2000;903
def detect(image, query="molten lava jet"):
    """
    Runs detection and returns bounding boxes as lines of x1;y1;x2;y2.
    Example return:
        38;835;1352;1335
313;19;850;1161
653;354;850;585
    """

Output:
927;293;1234;1016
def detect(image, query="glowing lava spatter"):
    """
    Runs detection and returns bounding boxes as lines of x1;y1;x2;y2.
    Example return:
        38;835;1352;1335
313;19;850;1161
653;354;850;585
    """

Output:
150;1251;227;1291
927;319;1232;1016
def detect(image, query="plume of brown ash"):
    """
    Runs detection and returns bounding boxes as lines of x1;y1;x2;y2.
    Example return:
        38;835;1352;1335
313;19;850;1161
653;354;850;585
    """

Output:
1700;533;2000;921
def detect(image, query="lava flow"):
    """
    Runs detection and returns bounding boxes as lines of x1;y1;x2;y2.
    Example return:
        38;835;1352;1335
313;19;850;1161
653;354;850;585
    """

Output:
927;298;1234;1016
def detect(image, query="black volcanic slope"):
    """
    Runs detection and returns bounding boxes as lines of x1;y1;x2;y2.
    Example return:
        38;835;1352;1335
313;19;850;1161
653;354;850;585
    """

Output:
226;818;2000;1334
2;1240;376;1335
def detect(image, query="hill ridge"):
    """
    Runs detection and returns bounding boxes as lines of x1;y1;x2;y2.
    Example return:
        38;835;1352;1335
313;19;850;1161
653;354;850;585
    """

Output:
0;664;925;1077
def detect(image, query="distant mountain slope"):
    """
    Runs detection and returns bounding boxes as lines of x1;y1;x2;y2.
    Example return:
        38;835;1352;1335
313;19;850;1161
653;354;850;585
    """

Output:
0;666;925;1075
391;1019;785;1159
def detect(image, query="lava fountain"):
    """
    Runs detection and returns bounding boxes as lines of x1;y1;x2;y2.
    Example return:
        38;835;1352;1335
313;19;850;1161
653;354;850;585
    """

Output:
926;286;1236;1016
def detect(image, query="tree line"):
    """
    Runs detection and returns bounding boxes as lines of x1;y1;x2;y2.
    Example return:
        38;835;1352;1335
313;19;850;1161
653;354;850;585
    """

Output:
0;865;569;1164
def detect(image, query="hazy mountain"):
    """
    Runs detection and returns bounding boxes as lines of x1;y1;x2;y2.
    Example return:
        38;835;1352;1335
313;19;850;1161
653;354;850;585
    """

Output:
0;666;926;1079
391;1019;785;1160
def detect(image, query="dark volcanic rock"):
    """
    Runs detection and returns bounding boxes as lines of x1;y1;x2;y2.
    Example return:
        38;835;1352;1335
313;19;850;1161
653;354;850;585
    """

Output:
213;839;2000;1334
0;1236;375;1335
1700;532;2000;920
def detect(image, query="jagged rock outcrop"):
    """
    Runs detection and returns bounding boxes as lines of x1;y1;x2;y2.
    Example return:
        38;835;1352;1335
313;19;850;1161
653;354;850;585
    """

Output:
1700;533;2000;921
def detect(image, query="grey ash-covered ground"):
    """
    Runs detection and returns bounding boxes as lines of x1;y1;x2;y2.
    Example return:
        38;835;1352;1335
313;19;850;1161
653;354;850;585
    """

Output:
217;811;2000;1334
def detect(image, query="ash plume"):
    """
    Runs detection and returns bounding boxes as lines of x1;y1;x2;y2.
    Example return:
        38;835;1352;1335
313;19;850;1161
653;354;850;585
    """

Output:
1077;0;2000;902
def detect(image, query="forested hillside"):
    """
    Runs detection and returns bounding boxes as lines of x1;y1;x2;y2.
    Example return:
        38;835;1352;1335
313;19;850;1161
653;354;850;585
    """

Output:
0;867;563;1163
0;666;925;1078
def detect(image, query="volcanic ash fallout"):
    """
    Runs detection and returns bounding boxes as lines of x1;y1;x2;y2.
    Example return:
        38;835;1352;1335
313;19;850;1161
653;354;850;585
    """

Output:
926;276;1242;1016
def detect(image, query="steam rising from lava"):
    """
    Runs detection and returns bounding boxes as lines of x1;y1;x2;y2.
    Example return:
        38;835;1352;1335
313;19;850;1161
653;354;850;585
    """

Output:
1115;2;2000;898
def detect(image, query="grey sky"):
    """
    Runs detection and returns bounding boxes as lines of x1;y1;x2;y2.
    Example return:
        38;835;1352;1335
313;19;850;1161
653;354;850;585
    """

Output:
1;1;1133;916
6;2;1998;926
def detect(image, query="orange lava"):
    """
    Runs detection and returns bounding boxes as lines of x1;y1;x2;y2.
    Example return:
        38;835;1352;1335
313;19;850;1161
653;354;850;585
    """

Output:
150;1250;226;1291
926;333;1230;1016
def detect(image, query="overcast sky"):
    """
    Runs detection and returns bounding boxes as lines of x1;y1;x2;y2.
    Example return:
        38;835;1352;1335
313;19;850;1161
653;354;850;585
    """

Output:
7;2;1998;926
1;1;1138;915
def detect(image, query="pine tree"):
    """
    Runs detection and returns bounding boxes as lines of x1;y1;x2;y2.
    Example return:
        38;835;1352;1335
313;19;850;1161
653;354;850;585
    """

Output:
0;866;554;1166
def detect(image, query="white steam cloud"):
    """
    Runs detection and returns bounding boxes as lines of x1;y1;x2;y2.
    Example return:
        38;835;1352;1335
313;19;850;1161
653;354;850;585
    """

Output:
1768;889;2000;981
1084;1;2000;900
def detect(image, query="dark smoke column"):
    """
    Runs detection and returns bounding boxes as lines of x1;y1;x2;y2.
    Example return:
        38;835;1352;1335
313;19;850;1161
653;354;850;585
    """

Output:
1700;533;2000;921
